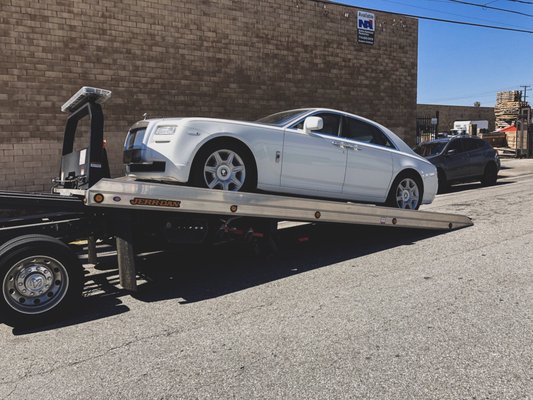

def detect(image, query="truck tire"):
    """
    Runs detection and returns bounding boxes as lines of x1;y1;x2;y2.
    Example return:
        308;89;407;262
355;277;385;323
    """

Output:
0;234;84;327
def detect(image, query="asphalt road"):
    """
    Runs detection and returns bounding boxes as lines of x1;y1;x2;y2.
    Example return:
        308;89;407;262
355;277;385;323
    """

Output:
1;160;532;400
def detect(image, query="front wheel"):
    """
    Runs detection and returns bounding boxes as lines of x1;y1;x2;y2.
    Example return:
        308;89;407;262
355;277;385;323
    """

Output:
0;235;83;327
437;168;449;194
191;141;256;192
386;173;423;210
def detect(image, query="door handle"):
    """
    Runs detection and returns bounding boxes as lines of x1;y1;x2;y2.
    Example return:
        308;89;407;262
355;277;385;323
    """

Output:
342;144;361;151
331;141;361;151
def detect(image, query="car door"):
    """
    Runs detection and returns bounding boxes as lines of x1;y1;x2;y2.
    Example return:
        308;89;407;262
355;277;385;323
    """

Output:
442;138;469;180
280;112;347;194
340;116;394;202
463;138;485;177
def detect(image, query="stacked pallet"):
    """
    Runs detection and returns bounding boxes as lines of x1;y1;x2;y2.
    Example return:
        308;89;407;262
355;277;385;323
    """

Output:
494;91;529;150
495;91;526;130
479;131;507;147
506;133;516;149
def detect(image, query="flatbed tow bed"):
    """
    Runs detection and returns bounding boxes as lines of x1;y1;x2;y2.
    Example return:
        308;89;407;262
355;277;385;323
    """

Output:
87;177;471;231
0;87;472;327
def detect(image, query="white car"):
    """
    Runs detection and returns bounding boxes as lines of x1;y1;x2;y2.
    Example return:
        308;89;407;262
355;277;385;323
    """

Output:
123;108;438;209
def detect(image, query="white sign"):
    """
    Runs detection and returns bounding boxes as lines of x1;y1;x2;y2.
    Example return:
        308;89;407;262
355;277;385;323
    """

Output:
357;11;375;45
357;11;375;32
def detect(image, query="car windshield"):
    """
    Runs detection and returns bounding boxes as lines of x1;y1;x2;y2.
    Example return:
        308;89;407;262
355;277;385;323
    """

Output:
256;109;312;127
413;142;448;157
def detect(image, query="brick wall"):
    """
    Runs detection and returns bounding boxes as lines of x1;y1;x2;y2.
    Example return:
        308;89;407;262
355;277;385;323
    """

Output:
417;104;495;133
1;0;418;191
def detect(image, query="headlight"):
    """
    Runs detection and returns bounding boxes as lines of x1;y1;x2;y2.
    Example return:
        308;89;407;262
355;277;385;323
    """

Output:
154;125;177;135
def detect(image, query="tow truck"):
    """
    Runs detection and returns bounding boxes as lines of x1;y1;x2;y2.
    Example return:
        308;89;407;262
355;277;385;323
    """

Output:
0;88;473;326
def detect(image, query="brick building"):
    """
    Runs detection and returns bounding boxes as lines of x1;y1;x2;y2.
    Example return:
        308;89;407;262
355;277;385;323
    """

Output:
1;0;418;191
417;104;495;134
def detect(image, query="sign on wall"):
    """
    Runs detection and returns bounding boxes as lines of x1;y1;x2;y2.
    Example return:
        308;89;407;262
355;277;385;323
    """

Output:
357;11;375;45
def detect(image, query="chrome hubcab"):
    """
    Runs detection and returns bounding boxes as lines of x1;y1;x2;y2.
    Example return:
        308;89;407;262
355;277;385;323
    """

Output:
204;149;246;191
2;256;69;314
395;178;420;209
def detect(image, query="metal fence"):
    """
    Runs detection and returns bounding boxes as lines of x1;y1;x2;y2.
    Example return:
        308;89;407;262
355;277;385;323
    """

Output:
416;116;437;144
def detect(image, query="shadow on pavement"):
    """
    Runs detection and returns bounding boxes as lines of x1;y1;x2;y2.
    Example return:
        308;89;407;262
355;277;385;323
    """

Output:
441;180;513;195
9;223;456;334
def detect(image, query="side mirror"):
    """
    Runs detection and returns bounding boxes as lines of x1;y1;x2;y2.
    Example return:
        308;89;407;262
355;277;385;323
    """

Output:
303;116;323;134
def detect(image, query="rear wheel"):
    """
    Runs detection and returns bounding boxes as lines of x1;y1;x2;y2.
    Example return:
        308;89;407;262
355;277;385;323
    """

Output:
386;172;423;210
0;235;83;327
191;141;256;192
481;162;498;186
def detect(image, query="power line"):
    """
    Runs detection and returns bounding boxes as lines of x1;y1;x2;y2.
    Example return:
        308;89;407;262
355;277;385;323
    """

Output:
422;84;533;103
322;1;533;33
505;0;533;4
397;13;533;33
448;0;533;17
384;0;532;30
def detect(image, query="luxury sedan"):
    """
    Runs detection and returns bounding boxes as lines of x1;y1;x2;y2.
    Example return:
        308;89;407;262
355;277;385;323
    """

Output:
413;135;500;193
123;108;438;209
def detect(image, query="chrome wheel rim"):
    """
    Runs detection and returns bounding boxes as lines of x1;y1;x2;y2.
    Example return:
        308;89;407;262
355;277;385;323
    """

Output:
203;149;246;191
2;255;69;315
395;178;420;209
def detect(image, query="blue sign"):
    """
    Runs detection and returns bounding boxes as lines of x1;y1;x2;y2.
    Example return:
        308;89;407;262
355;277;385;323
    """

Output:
357;11;375;45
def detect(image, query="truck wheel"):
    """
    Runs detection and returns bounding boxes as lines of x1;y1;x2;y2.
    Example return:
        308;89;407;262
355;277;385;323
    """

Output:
0;234;83;327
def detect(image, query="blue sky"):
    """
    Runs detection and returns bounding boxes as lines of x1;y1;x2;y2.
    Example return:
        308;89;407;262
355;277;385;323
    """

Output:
339;0;533;106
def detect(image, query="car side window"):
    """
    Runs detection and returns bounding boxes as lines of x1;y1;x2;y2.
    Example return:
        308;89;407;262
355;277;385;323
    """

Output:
342;117;393;148
292;113;341;136
446;139;464;153
464;139;484;151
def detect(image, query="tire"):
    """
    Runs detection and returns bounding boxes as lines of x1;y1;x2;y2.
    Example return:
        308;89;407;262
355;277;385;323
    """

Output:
385;172;423;210
0;234;84;327
191;140;257;192
437;168;449;194
481;163;498;186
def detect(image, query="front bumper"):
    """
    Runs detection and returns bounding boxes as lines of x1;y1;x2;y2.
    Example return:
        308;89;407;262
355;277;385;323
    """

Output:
422;172;438;204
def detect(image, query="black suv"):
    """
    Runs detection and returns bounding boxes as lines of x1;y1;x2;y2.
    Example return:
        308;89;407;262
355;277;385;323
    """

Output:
414;136;500;193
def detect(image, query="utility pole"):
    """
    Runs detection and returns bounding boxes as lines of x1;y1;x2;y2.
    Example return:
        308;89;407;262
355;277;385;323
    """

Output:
518;85;532;158
520;85;531;103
